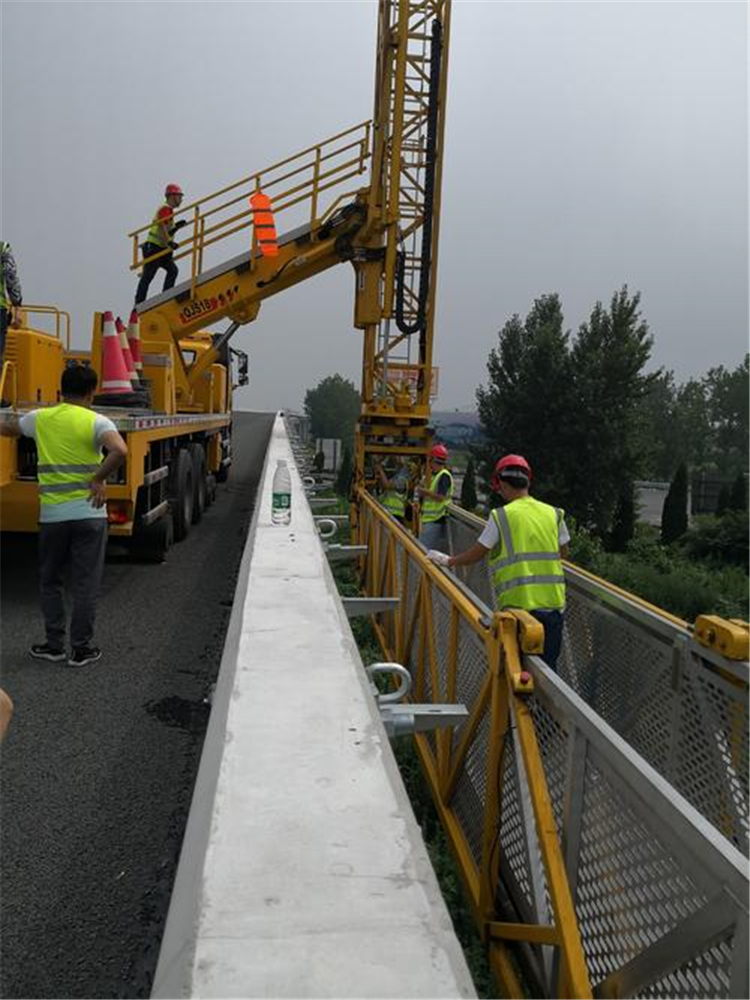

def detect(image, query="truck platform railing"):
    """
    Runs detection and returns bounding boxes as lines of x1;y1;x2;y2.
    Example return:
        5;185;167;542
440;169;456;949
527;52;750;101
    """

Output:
128;120;372;303
355;493;750;999
447;503;750;856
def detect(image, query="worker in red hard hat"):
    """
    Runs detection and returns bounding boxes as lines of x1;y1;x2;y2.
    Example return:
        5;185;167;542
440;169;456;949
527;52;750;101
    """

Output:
427;453;570;672
134;183;187;305
416;443;454;550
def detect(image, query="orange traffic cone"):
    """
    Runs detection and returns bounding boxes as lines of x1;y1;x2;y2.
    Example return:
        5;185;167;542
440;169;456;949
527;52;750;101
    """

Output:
126;309;143;378
99;311;132;394
116;317;138;388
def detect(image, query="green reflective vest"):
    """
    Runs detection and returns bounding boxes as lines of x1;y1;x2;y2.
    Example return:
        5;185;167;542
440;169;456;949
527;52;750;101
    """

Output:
36;404;102;507
488;496;565;610
421;468;453;523
381;483;406;518
147;203;172;248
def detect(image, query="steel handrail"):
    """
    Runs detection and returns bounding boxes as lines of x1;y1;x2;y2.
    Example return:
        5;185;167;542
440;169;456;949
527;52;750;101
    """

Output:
128;121;372;298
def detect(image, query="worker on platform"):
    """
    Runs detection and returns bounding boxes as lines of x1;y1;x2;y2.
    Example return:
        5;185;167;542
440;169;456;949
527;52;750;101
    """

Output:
134;183;187;305
428;454;569;672
417;443;453;550
1;364;128;667
1;239;23;367
375;457;409;524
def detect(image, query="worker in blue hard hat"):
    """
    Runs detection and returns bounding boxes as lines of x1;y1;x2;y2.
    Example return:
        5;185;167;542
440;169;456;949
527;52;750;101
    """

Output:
428;454;570;671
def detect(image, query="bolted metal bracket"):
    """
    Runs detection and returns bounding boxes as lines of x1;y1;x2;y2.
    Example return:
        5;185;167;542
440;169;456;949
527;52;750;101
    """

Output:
365;662;468;737
342;597;400;618
379;704;469;738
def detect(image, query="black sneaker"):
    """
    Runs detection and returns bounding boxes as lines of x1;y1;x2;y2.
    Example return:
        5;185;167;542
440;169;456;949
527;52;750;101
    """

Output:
68;646;102;668
30;643;67;662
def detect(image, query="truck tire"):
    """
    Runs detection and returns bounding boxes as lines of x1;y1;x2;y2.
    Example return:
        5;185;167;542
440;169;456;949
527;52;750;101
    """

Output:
188;443;207;524
169;448;194;542
131;513;174;564
205;472;217;508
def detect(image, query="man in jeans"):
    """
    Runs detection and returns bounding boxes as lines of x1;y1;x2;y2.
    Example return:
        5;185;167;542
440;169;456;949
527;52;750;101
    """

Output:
2;365;128;666
428;454;569;672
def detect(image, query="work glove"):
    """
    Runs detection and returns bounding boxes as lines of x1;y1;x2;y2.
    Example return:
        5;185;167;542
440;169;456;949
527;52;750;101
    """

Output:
169;241;179;251
172;219;188;231
427;550;451;567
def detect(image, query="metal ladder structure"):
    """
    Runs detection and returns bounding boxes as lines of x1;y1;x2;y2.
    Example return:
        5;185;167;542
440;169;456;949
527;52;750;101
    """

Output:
353;490;749;999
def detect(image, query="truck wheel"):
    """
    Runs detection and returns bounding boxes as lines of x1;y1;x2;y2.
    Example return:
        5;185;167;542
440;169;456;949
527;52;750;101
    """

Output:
131;514;174;563
169;449;194;542
205;472;217;508
188;443;207;524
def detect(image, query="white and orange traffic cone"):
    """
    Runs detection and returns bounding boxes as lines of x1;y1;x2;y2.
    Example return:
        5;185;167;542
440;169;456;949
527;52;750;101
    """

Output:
98;311;132;395
126;309;144;382
116;316;138;388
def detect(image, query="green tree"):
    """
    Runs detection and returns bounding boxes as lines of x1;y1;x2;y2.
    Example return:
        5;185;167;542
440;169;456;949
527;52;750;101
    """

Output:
661;462;689;544
565;287;656;535
476;287;656;537
729;472;748;512
303;374;361;448
704;355;749;475
335;445;353;497
475;293;573;506
460;457;478;511
716;483;732;516
609;480;637;552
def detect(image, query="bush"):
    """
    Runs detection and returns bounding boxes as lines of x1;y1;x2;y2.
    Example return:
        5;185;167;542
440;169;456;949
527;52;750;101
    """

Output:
568;521;748;621
678;512;749;568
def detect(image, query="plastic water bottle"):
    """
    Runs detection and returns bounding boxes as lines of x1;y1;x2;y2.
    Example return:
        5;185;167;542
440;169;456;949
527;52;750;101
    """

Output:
271;460;292;525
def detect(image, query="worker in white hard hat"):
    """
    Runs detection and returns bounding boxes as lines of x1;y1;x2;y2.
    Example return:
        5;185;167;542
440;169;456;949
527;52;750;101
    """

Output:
134;183;187;305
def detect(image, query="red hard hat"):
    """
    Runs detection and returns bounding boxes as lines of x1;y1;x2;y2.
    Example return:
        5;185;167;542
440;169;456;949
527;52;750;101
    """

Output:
430;444;449;462
165;183;184;197
491;453;532;492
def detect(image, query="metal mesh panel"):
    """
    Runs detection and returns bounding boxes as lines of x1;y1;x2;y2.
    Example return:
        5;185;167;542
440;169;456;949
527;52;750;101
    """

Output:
573;753;712;988
497;732;534;906
450;708;491;868
451;620;489;755
673;663;749;854
430;587;453;700
446;508;749;853
641;939;734;1000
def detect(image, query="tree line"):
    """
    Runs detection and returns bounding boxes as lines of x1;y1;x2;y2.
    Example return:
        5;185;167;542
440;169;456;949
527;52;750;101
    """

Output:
472;286;748;540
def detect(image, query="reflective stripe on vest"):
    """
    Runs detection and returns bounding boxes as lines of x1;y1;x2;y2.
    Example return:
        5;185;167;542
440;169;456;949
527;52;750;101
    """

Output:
421;468;453;523
488;497;565;610
147;203;172;248
36;404;101;505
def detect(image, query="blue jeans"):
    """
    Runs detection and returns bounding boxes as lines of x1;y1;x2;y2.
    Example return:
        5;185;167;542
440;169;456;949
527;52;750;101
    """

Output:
530;610;564;672
419;519;448;551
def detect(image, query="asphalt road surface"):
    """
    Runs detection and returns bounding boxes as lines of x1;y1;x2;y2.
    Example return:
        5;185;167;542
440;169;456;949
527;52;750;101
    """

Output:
0;411;274;999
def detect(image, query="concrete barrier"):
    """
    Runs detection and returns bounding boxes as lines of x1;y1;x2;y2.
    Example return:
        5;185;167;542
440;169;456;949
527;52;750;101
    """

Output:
152;414;475;999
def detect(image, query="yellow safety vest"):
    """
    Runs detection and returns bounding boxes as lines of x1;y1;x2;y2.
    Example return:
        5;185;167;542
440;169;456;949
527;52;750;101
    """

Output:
421;468;453;524
36;404;102;507
381;484;406;518
147;203;172;248
488;496;565;610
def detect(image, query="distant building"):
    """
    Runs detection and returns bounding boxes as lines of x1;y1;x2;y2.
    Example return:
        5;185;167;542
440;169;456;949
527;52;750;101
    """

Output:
430;411;483;448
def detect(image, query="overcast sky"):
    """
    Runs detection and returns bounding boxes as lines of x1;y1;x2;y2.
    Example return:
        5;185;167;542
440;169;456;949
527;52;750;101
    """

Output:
2;0;747;413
